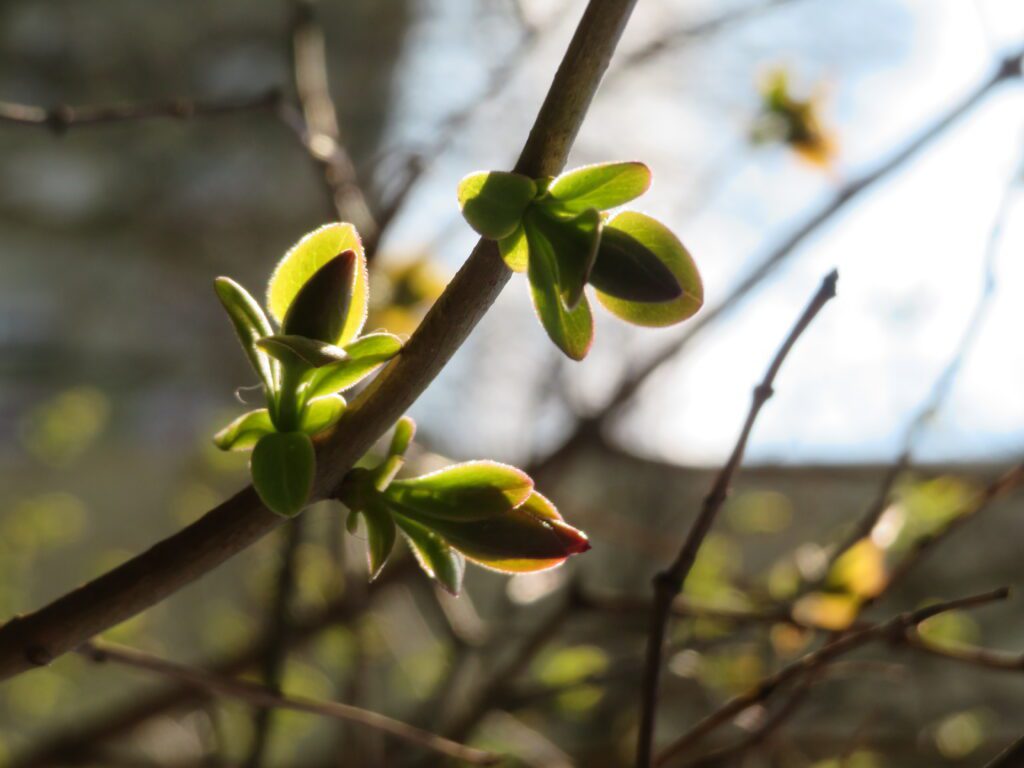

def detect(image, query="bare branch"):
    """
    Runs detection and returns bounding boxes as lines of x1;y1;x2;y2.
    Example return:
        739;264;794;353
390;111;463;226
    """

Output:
817;168;1017;576
903;630;1024;673
634;270;838;768
879;462;1024;599
0;90;281;131
983;732;1024;768
10;559;414;768
617;0;809;71
243;519;304;767
653;587;1010;766
442;594;574;743
682;676;817;768
77;640;501;766
284;0;379;247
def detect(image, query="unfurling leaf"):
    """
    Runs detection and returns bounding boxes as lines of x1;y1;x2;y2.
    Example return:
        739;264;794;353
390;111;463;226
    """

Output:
525;218;594;360
362;500;397;579
546;161;651;213
394;514;466;595
498;225;529;272
281;251;358;344
214;277;278;392
299;395;346;437
423;491;590;573
589;225;681;303
457;171;537;240
213;408;274;452
388;416;416;459
593;212;703;327
337;430;590;588
384;461;533;521
373;416;417;491
303;332;403;399
525;207;602;310
267;223;368;345
257;335;348;370
251;431;316;517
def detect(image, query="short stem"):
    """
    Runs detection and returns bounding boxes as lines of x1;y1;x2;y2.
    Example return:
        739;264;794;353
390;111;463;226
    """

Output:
273;364;306;433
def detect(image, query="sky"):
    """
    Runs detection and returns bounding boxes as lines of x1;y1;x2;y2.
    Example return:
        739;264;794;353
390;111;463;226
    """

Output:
382;0;1024;466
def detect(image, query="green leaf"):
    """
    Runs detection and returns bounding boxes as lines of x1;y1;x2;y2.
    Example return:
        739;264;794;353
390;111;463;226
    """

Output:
589;225;681;303
267;223;368;345
421;491;590;573
388;416;416;458
213;408;274;452
526;207;602;310
372;418;416;492
384;461;534;521
257;335;348;369
457;171;536;240
547;161;651;213
304;332;403;399
524;215;594;360
394;514;465;595
593;212;703;327
282;251;358;344
498;225;529;272
250;431;316;517
362;500;397;580
299;395;346;437
374;454;404;493
214;277;278;392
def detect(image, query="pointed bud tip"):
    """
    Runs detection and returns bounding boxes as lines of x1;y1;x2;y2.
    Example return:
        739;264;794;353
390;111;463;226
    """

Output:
556;524;591;555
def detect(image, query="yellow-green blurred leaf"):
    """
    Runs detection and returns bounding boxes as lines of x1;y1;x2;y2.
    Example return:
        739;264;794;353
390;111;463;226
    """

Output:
792;592;859;631
20;387;110;466
827;539;886;599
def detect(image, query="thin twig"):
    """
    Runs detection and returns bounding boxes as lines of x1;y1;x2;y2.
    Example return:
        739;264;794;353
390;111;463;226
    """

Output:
284;0;378;247
903;630;1024;673
443;595;575;743
617;0;808;71
634;270;838;768
816;169;1016;577
243;519;304;767
580;591;822;630
77;640;501;766
0;0;642;683
652;461;1024;767
10;559;414;768
653;587;1010;766
373;5;555;235
879;462;1024;600
682;676;817;768
983;732;1024;768
0;90;281;131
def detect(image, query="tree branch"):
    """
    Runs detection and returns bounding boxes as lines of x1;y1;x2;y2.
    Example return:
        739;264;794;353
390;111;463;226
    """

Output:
651;460;1024;766
984;733;1024;768
653;587;1010;766
634;269;838;768
0;91;282;131
9;559;414;768
616;0;809;71
77;640;500;766
0;0;642;683
243;519;304;767
283;0;378;247
813;166;1015;579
